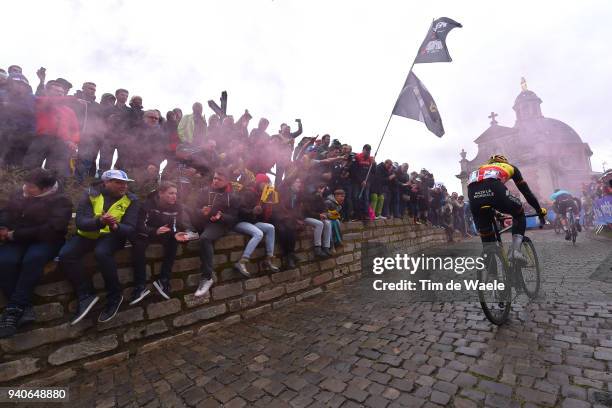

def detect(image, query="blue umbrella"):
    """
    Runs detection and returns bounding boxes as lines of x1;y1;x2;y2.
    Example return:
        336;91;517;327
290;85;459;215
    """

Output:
550;190;571;200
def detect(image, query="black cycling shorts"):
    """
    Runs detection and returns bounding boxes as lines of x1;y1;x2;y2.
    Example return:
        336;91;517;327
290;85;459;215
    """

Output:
467;179;525;240
556;199;578;217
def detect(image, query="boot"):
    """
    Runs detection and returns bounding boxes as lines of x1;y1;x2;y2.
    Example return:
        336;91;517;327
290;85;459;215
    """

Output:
263;256;280;272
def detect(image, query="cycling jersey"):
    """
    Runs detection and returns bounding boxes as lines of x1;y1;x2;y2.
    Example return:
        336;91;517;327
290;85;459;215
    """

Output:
468;162;520;185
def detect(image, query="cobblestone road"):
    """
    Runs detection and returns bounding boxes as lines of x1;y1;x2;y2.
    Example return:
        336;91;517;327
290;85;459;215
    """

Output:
67;230;612;408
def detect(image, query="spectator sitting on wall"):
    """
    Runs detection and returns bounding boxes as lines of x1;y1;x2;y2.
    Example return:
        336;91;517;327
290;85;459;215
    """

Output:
0;169;72;338
129;181;196;305
303;182;333;259
234;174;281;277
59;170;140;325
192;168;241;298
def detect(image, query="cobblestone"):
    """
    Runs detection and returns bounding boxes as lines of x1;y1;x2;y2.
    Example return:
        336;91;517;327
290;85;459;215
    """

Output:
60;230;611;407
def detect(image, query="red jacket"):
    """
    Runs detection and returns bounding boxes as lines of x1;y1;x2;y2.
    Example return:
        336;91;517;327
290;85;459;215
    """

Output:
35;97;80;144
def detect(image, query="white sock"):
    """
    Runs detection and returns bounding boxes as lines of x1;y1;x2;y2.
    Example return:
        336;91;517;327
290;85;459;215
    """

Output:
511;234;524;252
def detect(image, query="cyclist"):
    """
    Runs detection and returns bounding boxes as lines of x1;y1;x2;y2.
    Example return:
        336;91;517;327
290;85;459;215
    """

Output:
551;189;581;240
467;154;547;264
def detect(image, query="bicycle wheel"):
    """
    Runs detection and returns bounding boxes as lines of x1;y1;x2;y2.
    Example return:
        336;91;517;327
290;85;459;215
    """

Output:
517;237;541;298
478;250;511;325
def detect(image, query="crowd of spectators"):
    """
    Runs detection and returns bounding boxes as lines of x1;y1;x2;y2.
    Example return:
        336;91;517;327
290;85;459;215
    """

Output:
0;64;474;338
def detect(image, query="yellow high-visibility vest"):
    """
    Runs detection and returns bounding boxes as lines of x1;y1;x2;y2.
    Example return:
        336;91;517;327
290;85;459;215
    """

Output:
77;194;131;239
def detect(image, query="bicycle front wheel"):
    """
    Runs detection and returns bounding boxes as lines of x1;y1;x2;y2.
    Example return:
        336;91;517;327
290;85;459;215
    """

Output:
517;237;541;299
478;250;511;325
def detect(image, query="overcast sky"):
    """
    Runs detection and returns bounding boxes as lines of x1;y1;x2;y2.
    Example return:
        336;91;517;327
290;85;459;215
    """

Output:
3;0;611;191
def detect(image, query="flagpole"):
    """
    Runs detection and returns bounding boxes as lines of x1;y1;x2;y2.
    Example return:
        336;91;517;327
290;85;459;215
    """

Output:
358;60;417;200
358;18;435;200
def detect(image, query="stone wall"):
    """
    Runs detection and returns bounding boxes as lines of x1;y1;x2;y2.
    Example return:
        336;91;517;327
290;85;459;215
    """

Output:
0;219;448;385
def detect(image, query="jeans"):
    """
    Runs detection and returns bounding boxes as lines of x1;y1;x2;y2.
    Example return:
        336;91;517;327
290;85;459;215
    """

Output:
304;218;332;248
131;234;179;285
59;234;126;302
0;241;63;308
23;136;71;178
233;222;275;259
198;223;231;280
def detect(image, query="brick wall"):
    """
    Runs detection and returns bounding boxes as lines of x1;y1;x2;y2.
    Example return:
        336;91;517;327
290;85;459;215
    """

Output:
0;219;448;385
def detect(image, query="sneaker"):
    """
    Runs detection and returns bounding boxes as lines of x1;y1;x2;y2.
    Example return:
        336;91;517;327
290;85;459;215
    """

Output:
71;295;100;325
509;249;529;267
152;279;171;300
379;216;387;220
0;307;24;339
322;247;333;257
195;278;214;297
98;296;123;323
129;286;151;305
314;246;328;259
234;259;251;278
263;257;280;273
284;255;297;270
17;306;36;327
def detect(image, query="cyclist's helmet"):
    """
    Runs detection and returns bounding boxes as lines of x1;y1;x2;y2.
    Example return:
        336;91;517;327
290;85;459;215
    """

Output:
487;154;508;164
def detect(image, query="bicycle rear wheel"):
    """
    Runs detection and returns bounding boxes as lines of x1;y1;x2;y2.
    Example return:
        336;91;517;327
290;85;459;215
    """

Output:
478;250;511;325
517;237;540;298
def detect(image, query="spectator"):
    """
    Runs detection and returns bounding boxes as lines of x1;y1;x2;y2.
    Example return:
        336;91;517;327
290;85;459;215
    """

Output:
351;144;375;221
59;170;139;324
370;159;395;219
0;73;35;167
123;110;166;185
23;80;80;177
192;169;241;297
248;118;272;174
393;163;410;219
315;134;331;159
325;188;345;246
303;182;333;258
0;169;72;338
99;89;130;172
276;178;304;269
273;119;302;187
234;174;280;276
177;102;207;146
74;82;105;181
129;182;195;305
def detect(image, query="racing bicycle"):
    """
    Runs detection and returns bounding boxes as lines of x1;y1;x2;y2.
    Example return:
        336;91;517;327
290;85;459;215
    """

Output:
477;206;544;325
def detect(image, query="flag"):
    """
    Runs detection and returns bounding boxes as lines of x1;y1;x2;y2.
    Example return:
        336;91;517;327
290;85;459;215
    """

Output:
415;17;462;64
392;71;444;137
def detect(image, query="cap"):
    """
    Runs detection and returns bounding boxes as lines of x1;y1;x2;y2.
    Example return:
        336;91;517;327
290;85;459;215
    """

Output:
101;169;134;182
55;78;73;90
